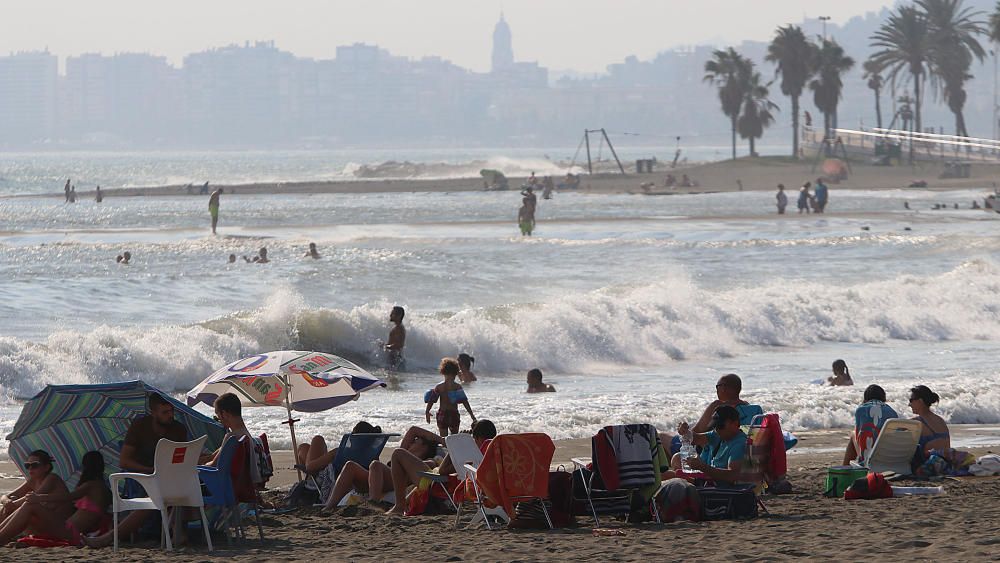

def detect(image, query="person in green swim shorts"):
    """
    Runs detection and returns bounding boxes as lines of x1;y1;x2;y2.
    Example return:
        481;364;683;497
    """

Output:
209;187;224;234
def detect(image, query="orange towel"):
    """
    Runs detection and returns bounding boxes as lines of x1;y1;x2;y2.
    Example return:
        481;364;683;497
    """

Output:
476;433;555;515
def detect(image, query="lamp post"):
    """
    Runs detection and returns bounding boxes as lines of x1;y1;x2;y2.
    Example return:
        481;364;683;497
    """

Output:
819;16;831;40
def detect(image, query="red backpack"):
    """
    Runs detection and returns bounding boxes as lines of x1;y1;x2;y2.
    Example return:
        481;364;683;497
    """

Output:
844;472;893;500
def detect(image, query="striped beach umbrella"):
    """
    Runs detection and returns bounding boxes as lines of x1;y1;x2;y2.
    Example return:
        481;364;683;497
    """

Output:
6;380;224;487
186;351;385;479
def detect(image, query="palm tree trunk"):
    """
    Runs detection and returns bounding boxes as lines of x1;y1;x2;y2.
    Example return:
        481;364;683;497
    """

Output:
874;89;883;129
791;95;800;158
914;72;922;134
749;136;756;157
731;115;737;160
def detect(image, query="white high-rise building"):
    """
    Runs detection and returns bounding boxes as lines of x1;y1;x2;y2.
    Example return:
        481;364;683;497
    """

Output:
0;51;57;144
491;13;514;72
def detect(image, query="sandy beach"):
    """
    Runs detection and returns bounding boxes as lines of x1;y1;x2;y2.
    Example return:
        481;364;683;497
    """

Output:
0;426;998;561
14;157;1000;200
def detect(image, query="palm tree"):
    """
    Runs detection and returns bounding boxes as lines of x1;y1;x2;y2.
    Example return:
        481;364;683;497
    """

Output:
737;71;779;157
863;59;885;129
991;0;1000;42
870;6;933;133
704;48;753;160
809;38;855;142
920;0;986;138
766;25;815;158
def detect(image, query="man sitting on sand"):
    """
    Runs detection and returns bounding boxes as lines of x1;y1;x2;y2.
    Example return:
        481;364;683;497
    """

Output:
671;406;746;484
85;393;189;548
662;373;761;454
843;384;898;466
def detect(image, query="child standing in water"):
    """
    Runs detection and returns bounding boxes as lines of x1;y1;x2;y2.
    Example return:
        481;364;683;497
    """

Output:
526;369;556;393
425;358;476;436
457;353;477;383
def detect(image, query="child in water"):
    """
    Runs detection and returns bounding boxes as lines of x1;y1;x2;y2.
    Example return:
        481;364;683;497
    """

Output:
425;358;476;436
827;359;854;386
457;353;477;383
526;369;556;393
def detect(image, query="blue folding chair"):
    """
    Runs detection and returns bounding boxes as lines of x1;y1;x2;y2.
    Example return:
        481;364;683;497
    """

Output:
198;436;241;543
295;433;398;503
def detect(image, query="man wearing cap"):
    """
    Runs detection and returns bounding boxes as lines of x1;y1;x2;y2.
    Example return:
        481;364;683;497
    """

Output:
673;405;747;484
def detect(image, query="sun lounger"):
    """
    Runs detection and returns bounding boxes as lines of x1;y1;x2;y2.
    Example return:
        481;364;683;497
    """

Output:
854;418;921;476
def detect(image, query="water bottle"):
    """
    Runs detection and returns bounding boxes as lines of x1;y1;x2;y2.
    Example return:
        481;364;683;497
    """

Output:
679;429;695;472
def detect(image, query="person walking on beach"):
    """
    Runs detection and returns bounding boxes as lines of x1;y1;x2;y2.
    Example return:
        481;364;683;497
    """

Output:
95;185;103;203
384;306;406;371
776;184;788;214
814;178;829;213
798;182;812;214
209;187;224;235
64;179;71;203
424;358;476;436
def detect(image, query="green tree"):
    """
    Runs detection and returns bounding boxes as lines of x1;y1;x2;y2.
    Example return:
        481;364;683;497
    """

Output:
863;59;885;130
704;48;753;160
870;6;933;133
920;0;986;138
809;38;855;141
766;25;816;158
737;70;779;157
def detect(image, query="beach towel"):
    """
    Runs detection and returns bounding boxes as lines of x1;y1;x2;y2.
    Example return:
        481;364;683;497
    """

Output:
476;433;555;516
915;448;976;478
593;424;660;490
854;400;898;464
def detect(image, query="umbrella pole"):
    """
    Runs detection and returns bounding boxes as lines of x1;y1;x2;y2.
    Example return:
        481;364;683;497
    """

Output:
283;390;303;483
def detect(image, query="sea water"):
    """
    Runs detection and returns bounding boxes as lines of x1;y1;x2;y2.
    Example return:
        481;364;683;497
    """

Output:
1;155;1000;450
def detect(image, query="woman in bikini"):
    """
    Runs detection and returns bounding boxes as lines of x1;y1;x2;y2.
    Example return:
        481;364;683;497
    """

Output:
909;385;950;461
0;450;109;545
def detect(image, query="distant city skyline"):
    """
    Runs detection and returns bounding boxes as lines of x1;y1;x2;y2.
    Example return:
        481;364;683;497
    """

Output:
6;1;895;73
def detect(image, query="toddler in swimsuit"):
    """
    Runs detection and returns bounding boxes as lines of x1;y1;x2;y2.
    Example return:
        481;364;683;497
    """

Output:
425;358;476;436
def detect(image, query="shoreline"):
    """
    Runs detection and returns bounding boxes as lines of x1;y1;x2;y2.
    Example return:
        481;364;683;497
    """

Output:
8;157;1000;200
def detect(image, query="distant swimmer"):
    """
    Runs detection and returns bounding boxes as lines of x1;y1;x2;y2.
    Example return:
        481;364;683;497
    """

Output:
95;185;103;203
776;184;787;214
116;251;131;265
457;353;477;383
972;200;981;209
526;368;555;393
904;201;911;210
305;242;320;259
384;306;406;371
228;254;237;263
243;247;269;263
209;187;224;235
798;182;812;214
64;179;71;203
827;359;854;386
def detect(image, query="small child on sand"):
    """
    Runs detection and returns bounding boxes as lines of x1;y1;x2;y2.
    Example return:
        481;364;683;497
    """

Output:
526;369;555;393
425;358;476;436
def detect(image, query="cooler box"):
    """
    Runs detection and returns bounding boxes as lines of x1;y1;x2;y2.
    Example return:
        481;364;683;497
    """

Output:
824;466;869;498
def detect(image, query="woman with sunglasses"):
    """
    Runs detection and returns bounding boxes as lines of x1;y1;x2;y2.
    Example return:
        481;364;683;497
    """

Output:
0;450;72;525
0;451;109;546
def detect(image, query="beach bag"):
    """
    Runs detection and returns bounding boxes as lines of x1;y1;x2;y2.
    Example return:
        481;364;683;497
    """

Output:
824;466;869;498
844;472;893;500
697;485;758;520
969;454;1000;476
512;470;574;528
655;478;702;522
285;480;319;507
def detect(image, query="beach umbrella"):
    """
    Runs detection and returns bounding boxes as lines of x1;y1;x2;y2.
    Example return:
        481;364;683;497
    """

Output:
6;380;225;487
186;350;385;479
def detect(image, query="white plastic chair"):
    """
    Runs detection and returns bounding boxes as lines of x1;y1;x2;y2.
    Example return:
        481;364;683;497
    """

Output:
110;436;213;553
446;434;507;529
859;418;921;476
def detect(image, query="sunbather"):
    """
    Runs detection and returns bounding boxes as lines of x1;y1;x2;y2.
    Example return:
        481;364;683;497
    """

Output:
298;420;382;503
322;426;442;512
438;419;497;475
0;451;110;546
0;450;72;524
384;427;447;516
843;384;897;465
671;406;746;484
910;385;950;460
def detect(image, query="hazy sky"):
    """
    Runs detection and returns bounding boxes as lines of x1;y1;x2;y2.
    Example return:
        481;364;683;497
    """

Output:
2;1;895;72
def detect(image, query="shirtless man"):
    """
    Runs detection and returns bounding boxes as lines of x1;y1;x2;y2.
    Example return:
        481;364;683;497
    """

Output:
305;242;320;259
384;306;406;371
208;187;224;235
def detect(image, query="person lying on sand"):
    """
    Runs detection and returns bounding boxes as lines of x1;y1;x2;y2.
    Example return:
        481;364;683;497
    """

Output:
526;369;555;393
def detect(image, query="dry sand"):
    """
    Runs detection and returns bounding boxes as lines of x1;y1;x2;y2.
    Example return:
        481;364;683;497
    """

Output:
1;426;999;561
18;157;1000;201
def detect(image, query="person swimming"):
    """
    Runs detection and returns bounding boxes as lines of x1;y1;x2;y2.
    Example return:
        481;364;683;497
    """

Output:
305;242;321;259
526;368;555;393
827;359;854;386
457;353;477;383
244;247;269;263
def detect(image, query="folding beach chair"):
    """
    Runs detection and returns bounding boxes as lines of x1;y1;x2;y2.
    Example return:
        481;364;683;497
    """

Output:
446;434;506;528
738;413;791;513
854;418;921;476
571;424;665;526
465;433;556;530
